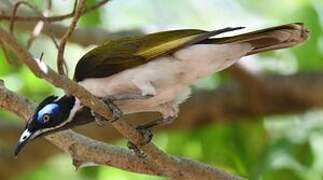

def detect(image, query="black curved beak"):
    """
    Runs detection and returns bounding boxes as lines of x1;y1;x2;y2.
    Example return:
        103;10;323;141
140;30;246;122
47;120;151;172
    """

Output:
14;129;34;157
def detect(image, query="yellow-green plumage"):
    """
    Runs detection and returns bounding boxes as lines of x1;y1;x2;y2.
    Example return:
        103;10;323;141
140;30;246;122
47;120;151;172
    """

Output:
74;23;308;82
74;27;242;81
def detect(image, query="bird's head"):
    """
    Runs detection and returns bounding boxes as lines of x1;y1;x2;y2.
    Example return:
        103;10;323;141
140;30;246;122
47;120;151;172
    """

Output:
15;95;77;156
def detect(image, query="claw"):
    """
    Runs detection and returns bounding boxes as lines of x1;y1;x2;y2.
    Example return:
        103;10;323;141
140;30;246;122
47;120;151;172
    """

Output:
110;104;123;122
127;141;147;158
91;93;155;125
90;97;122;125
101;97;123;122
95;117;107;127
126;126;153;158
100;93;153;122
91;110;107;126
136;126;153;146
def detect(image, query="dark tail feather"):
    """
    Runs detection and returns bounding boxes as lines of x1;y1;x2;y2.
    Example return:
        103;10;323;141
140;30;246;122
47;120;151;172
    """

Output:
203;23;309;55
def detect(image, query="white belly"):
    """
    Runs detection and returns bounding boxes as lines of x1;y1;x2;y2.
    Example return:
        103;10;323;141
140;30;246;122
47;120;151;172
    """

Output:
78;43;253;117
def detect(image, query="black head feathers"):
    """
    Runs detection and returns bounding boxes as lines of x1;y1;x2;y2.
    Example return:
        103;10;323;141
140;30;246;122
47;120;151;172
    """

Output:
34;96;58;113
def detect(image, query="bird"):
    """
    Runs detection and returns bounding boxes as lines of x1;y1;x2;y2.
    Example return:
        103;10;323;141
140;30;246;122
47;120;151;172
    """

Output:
14;23;309;156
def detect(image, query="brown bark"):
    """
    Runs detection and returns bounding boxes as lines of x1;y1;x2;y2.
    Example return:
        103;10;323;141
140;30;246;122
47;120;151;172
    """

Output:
0;71;322;178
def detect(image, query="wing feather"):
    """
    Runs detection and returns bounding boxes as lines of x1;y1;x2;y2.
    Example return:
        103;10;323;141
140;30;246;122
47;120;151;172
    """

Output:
74;27;243;81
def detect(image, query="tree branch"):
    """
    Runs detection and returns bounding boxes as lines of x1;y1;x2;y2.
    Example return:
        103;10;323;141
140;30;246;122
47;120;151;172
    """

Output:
0;0;111;22
14;21;143;46
0;25;240;179
1;71;323;179
57;0;85;75
7;1;59;50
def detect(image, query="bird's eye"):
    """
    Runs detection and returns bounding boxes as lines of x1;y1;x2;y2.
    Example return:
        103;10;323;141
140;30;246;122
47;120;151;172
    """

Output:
43;114;50;122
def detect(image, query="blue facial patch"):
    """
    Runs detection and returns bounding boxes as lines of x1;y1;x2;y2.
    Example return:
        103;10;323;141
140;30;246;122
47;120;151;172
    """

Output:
36;103;60;123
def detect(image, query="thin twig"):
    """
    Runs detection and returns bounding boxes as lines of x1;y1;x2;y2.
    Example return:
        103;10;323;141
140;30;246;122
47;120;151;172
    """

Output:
9;1;21;34
46;0;52;10
85;0;110;12
16;22;143;46
0;0;110;22
26;17;45;49
26;0;52;49
57;0;85;75
9;1;59;49
0;40;13;64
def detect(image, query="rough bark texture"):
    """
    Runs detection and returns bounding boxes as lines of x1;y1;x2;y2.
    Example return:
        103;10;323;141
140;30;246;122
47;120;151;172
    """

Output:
1;71;323;179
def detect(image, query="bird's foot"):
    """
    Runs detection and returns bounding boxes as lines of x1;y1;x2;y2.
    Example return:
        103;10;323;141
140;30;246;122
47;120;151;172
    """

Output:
127;126;153;158
127;141;146;158
101;96;123;122
91;97;122;126
102;93;154;121
91;94;153;126
126;116;176;156
137;126;154;146
91;110;108;126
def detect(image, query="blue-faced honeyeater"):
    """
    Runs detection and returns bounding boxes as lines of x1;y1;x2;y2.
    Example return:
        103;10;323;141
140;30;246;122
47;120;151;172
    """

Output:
15;23;309;156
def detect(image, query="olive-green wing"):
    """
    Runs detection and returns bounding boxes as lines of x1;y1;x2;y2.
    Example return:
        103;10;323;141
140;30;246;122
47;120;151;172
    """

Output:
74;27;243;81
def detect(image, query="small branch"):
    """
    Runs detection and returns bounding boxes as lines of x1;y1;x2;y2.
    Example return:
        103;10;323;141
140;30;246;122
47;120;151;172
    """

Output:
0;25;240;179
9;1;21;34
26;0;52;50
2;0;142;47
0;0;110;22
85;0;111;12
8;1;59;49
0;39;13;64
15;21;143;46
26;0;53;50
26;19;45;49
1;71;323;178
46;0;52;10
57;0;85;75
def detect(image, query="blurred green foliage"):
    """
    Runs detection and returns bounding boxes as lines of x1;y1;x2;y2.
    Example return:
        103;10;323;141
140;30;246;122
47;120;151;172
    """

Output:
1;0;323;179
79;0;103;27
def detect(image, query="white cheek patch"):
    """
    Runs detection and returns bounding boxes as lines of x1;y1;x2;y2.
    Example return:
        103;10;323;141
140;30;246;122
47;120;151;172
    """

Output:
19;129;31;142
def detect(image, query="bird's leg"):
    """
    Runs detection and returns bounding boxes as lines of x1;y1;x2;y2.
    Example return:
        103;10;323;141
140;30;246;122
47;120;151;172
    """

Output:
91;111;107;126
93;80;157;125
91;96;122;126
127;116;176;156
92;93;153;126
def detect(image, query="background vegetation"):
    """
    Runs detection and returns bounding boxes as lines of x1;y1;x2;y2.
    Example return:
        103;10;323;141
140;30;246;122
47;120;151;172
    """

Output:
0;0;322;179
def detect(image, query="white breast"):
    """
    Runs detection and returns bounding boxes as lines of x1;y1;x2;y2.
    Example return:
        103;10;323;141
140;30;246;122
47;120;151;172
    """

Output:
78;43;253;116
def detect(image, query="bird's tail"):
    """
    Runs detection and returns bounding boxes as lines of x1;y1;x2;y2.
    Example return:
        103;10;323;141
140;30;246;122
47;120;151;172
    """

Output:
204;23;309;55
